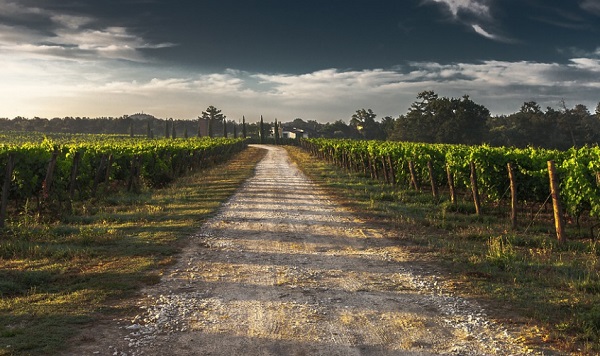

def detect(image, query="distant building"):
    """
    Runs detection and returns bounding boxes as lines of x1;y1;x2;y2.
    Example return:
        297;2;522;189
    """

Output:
282;128;309;139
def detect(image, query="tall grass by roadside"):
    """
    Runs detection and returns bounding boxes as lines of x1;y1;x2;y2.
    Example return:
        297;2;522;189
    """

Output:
286;146;600;355
0;147;265;355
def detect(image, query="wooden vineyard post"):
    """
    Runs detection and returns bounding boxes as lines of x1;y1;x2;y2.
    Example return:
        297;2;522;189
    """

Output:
427;160;438;199
446;164;456;205
547;160;566;244
368;156;376;180
127;155;142;193
92;154;108;197
507;163;517;230
105;154;114;185
68;151;82;200
381;156;390;184
408;161;420;190
373;156;380;180
1;154;15;228
387;155;396;186
470;161;482;215
42;148;59;203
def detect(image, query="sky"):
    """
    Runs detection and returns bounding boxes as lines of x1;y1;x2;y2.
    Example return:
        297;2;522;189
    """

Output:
0;0;599;123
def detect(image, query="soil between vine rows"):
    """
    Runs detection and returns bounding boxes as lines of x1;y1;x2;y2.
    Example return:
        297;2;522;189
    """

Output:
64;145;549;356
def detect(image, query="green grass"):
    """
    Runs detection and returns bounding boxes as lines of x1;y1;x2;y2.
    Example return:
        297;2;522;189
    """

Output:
286;146;600;355
0;147;266;355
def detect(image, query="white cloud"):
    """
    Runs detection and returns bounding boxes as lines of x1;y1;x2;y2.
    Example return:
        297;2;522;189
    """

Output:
253;69;407;100
427;0;490;18
471;24;498;40
426;0;512;42
569;58;600;71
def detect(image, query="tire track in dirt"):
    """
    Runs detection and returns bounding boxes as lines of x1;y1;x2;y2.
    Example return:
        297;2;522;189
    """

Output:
67;145;545;356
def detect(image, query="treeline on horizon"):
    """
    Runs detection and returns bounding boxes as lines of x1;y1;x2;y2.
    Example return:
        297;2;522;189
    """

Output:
1;90;599;150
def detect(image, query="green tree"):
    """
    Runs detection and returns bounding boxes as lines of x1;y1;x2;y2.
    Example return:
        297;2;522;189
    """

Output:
394;91;488;144
201;105;226;138
394;91;438;142
562;103;597;148
447;95;489;144
380;116;396;139
350;109;383;140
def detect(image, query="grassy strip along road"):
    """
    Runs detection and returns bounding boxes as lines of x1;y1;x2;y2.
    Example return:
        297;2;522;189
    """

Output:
0;147;266;355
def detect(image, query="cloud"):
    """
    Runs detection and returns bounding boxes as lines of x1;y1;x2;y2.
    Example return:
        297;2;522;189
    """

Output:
425;0;512;42
580;0;600;15
1;50;600;120
50;13;93;30
0;1;44;19
471;24;497;39
0;1;174;62
426;0;490;18
569;58;600;71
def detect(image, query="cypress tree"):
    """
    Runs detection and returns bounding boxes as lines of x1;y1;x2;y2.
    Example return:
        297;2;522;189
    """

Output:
223;119;228;138
242;116;247;138
260;115;265;144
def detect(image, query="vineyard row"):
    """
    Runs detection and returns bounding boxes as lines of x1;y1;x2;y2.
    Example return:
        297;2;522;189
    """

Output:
300;139;600;239
0;137;247;227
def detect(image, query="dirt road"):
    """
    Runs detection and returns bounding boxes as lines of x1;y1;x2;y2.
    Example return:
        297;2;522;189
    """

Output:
67;145;541;355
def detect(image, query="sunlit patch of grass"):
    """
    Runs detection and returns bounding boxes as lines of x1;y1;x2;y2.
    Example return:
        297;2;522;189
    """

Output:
0;146;266;355
486;235;518;270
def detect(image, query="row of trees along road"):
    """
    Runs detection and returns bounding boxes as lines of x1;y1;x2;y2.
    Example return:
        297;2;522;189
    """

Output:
0;109;272;140
1;92;599;149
